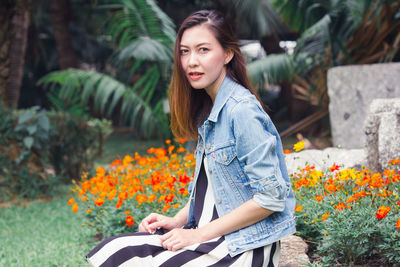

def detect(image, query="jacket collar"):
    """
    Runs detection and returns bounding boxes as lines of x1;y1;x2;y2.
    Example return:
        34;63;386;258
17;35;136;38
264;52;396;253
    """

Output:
207;75;236;123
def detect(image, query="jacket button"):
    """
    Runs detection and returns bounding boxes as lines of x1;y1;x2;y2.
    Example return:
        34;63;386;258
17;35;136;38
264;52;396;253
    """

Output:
216;198;221;204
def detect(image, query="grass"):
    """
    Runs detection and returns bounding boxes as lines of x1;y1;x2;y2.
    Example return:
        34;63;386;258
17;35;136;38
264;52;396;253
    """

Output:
0;186;95;266
0;133;160;266
94;131;162;166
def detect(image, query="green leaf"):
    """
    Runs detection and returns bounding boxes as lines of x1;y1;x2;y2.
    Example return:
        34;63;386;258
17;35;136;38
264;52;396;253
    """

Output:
27;125;37;135
38;116;50;132
18;112;33;124
23;137;34;149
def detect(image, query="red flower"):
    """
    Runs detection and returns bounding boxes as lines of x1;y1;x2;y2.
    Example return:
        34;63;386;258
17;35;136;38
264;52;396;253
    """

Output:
376;206;391;219
125;215;134;227
330;163;340;172
396;219;400;229
335;202;346;211
95;198;105;207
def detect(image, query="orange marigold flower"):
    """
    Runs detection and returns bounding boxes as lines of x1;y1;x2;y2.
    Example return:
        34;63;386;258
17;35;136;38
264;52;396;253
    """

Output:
96;166;106;177
148;194;156;202
283;149;292;154
173;203;180;209
315;195;324;202
321;212;330;221
335;202;346;211
179;175;191;184
81;195;88;202
162;204;171;213
177;138;187;144
67;197;75;206
135;194;148;205
376;205;391;219
72;203;78;213
330;163;340;172
95;198;105;207
396;219;400;229
125;215;135;227
168;145;175;154
116;200;123;209
390;158;400;165
346;196;356;203
124;210;131;215
176;147;186;153
86;209;91;214
295;204;303;212
118;191;128;201
110;159;122;167
165;139;172;144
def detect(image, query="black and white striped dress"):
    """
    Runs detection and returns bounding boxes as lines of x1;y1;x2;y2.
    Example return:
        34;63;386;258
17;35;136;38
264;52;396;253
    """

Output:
87;158;280;267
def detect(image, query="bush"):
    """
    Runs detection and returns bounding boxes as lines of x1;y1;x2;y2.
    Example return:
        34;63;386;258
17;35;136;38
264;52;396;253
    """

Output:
0;105;112;201
68;139;194;238
292;158;400;266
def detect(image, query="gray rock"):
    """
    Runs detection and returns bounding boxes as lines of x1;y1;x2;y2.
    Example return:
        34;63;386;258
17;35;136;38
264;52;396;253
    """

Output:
285;147;366;174
364;98;400;172
279;235;310;267
327;63;400;149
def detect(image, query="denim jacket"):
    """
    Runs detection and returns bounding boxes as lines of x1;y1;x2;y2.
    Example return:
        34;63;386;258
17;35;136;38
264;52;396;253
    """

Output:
186;76;296;257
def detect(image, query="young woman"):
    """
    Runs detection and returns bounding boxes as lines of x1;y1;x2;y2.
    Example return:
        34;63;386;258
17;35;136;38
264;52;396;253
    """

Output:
87;10;295;267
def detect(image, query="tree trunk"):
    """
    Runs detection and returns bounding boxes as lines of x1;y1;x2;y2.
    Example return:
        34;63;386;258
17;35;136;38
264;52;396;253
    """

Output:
0;1;14;108
50;0;77;69
0;0;31;109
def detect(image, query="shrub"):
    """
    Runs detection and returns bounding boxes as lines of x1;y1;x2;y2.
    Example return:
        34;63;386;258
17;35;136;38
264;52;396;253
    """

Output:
292;158;400;266
68;139;194;238
0;105;112;200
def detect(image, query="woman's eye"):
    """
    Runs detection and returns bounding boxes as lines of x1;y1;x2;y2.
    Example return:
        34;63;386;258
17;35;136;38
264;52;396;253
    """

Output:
199;47;209;53
180;49;189;55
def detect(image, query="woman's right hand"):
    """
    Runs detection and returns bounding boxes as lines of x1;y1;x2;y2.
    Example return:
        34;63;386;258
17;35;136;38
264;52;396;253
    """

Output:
138;213;180;233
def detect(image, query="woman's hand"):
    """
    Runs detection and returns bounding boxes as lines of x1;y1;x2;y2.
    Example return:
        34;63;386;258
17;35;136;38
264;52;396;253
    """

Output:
160;228;203;251
138;213;179;233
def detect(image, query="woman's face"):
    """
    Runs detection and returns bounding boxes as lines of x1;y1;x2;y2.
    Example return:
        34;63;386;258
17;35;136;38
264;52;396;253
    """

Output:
180;25;233;98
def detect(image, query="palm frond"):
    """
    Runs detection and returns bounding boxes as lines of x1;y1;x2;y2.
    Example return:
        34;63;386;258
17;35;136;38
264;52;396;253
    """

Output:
247;53;293;87
118;36;173;62
232;0;285;37
39;69;168;138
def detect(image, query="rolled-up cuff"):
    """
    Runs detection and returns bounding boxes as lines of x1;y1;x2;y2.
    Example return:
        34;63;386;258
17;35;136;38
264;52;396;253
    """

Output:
253;191;286;212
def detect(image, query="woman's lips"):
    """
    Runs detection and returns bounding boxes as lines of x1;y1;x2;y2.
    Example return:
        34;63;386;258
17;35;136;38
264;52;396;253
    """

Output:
188;72;204;81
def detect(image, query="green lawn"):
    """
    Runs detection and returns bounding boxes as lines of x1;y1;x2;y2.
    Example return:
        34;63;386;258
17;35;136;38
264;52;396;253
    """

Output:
0;133;161;266
0;188;95;266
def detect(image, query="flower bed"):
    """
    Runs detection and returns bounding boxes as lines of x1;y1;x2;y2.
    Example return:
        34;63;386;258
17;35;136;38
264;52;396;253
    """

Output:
68;139;194;238
291;153;400;266
68;140;400;265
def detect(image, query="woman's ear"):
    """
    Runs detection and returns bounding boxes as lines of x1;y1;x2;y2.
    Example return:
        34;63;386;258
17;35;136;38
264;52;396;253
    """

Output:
224;49;234;65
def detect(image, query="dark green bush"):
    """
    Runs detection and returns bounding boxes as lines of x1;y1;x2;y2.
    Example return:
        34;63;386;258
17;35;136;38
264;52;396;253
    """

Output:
0;105;111;200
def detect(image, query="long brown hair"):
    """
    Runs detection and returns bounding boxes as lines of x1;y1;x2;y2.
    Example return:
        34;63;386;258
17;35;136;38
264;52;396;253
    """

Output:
169;10;266;139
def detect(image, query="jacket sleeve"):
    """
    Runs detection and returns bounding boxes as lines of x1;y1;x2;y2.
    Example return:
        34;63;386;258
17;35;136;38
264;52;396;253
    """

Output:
230;99;287;212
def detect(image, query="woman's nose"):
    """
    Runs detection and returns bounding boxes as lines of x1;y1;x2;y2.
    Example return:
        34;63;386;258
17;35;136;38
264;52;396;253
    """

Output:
188;52;199;67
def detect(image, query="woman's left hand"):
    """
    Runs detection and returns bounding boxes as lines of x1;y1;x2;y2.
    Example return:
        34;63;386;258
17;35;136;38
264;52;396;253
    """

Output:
160;228;203;251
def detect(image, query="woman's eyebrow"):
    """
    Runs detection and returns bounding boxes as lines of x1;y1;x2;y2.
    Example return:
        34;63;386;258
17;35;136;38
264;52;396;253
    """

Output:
180;42;212;48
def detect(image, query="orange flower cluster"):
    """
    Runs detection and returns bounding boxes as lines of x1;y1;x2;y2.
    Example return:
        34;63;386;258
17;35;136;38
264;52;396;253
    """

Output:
69;140;195;228
292;159;400;229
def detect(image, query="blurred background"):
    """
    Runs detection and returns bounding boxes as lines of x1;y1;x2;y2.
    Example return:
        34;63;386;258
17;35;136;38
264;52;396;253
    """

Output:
1;0;399;195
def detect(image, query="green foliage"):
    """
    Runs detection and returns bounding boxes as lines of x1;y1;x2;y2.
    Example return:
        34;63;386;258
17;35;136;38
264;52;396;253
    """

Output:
48;111;112;182
0;103;112;200
292;160;400;266
39;0;176;140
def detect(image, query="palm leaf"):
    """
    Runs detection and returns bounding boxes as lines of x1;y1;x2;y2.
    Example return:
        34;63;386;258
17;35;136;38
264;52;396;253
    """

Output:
39;69;167;138
247;53;293;87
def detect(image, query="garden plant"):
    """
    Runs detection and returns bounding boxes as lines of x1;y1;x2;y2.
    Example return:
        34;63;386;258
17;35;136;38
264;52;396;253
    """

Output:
69;141;400;266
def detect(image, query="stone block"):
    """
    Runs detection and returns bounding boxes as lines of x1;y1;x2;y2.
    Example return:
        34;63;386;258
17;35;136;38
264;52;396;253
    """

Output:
364;98;400;172
327;63;400;148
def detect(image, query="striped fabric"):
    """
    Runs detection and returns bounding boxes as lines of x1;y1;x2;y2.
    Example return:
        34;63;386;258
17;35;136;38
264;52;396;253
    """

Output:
87;158;280;267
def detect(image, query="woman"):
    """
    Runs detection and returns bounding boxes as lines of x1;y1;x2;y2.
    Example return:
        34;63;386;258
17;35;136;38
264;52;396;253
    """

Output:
87;10;295;267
